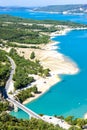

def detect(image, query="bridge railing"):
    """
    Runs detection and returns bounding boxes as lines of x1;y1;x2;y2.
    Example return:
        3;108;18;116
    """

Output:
7;97;43;120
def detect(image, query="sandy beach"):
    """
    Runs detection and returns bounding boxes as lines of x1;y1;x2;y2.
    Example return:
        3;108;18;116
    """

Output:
15;27;79;105
23;74;61;104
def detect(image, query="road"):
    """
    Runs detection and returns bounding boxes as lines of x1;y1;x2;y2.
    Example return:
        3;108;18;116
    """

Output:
7;97;43;120
5;56;44;120
5;56;16;94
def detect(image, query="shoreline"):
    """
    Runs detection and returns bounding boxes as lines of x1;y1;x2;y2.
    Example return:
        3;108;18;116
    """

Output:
28;9;86;16
22;27;79;105
23;74;61;104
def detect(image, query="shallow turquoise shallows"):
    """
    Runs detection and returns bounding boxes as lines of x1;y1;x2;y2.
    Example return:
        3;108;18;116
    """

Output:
1;9;87;119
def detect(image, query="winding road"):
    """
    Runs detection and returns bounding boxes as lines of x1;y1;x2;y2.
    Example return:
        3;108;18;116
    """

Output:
5;56;16;94
4;55;70;129
5;55;44;120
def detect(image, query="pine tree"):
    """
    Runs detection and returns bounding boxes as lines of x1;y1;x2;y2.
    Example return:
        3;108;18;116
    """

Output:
30;51;35;59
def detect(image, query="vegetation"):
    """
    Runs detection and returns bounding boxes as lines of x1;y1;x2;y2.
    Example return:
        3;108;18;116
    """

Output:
0;112;64;130
32;4;87;14
0;14;87;27
9;48;50;89
0;111;87;130
65;116;87;129
0;49;10;87
30;51;35;59
0;25;49;44
0;101;9;114
6;42;40;49
0;15;50;45
17;85;38;103
0;15;86;49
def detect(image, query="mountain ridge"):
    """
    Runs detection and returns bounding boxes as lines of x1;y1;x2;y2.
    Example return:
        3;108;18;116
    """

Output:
31;4;87;14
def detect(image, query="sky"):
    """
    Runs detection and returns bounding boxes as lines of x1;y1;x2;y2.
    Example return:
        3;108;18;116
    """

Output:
0;0;87;7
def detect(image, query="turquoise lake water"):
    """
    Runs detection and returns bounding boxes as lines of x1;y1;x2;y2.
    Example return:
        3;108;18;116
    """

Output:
0;9;87;119
0;9;87;24
24;30;87;119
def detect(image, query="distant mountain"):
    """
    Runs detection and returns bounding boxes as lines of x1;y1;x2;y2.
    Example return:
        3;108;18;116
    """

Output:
0;6;33;11
32;4;87;14
0;5;87;14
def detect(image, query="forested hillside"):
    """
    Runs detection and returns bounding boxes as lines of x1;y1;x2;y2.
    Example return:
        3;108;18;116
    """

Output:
32;4;87;14
0;50;10;87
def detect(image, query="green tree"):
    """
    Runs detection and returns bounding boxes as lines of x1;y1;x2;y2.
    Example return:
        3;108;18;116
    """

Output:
76;118;85;128
30;51;35;59
65;116;74;125
43;68;50;77
31;85;38;93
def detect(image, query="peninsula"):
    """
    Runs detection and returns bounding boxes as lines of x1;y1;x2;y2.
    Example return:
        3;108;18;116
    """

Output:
0;15;87;104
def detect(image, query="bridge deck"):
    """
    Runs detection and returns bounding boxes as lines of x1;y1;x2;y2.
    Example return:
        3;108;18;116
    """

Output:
7;98;43;120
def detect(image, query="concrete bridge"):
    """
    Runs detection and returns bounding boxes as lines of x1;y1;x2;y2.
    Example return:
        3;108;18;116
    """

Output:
7;97;43;120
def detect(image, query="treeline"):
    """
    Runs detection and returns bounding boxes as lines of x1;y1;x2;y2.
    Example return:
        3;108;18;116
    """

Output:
0;14;39;23
0;103;87;129
33;4;87;13
15;23;57;32
0;101;9;114
0;112;64;130
42;20;87;28
5;42;40;49
0;50;10;87
0;24;49;44
9;48;50;89
0;15;87;47
64;116;87;129
17;85;38;103
0;14;87;28
3;22;57;33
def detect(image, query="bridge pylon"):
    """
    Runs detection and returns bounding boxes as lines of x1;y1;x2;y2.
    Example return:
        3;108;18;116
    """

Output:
14;104;18;112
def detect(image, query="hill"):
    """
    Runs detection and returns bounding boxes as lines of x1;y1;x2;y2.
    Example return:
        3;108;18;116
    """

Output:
32;4;87;14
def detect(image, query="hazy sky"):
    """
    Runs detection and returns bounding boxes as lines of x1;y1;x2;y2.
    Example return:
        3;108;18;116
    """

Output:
0;0;87;7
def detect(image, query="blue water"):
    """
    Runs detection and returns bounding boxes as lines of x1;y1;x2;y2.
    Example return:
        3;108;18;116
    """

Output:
0;9;87;24
1;9;87;118
24;30;87;118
